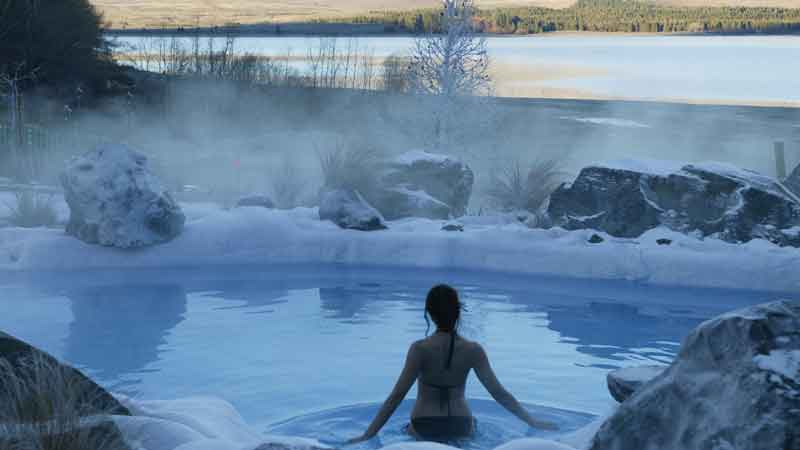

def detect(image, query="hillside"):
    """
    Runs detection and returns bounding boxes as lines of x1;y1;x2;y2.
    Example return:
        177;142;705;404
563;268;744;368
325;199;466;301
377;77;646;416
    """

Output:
92;0;799;28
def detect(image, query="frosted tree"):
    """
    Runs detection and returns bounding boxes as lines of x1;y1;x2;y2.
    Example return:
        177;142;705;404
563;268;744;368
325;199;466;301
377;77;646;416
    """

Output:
408;0;490;97
407;0;492;151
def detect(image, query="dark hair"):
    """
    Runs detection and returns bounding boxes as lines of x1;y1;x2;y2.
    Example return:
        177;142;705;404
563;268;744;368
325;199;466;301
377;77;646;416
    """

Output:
425;284;461;369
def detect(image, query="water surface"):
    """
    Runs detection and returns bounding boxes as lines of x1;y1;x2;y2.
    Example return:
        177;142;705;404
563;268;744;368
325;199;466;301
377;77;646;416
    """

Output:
0;265;782;448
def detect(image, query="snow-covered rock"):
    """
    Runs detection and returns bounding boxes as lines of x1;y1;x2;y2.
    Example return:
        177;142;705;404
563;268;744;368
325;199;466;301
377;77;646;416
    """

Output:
318;189;387;231
374;151;474;220
787;163;800;198
606;365;664;402
589;300;800;450
0;330;130;416
60;144;185;248
548;160;800;247
494;438;577;450
236;194;275;209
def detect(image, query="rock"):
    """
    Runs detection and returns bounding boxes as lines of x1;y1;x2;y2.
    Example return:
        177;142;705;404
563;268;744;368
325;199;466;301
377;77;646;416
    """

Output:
588;234;604;244
319;189;387;231
377;187;452;220
375;150;474;220
236;194;275;209
589;300;800;450
442;221;464;232
548;160;800;247
60;144;185;248
494;439;577;450
0;330;130;416
606;365;664;402
254;443;331;450
787;163;800;198
656;238;673;246
0;419;129;450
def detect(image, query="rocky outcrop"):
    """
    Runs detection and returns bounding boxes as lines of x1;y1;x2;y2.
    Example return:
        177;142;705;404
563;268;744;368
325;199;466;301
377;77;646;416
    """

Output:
606;365;664;402
787;163;800;198
0;330;130;416
374;151;474;220
319;189;387;231
590;300;800;450
236;194;275;209
548;160;800;247
60;144;185;248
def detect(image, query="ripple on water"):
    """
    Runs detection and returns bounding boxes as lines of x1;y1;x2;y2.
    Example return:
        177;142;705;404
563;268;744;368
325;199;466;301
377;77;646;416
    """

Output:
267;399;595;450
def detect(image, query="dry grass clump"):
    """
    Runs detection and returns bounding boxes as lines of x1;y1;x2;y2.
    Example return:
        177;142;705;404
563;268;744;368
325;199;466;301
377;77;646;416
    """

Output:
0;354;128;450
486;158;565;213
318;143;382;198
5;192;58;228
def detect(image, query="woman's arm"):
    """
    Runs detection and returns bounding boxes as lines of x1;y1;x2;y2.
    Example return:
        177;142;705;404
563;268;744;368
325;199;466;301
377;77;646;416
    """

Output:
473;344;558;431
347;342;422;443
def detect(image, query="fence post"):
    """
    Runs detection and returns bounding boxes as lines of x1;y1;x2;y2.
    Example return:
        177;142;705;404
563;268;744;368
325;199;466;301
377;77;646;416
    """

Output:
774;141;786;179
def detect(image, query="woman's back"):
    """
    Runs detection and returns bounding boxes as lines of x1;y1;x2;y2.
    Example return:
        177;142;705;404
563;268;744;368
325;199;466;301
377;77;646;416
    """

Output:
412;332;477;418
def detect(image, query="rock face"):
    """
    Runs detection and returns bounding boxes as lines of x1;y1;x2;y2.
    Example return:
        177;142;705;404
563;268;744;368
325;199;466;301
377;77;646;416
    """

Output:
236;194;275;209
590;300;800;450
319;189;387;231
374;151;474;220
60;144;185;248
0;331;130;416
787;163;800;198
548;161;800;247
606;365;664;403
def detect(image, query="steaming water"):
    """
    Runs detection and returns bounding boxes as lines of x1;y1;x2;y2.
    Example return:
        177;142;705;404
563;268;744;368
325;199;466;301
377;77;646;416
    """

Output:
113;34;800;104
0;265;780;448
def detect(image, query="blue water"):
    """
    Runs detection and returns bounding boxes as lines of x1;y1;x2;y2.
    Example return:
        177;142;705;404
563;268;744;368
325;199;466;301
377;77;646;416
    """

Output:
0;265;783;448
113;34;800;103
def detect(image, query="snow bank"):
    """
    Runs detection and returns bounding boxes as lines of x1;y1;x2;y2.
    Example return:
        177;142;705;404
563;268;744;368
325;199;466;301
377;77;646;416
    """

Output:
114;396;328;450
0;205;798;293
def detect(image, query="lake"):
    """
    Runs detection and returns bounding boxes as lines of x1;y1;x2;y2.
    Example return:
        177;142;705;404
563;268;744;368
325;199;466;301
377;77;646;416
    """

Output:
113;34;800;106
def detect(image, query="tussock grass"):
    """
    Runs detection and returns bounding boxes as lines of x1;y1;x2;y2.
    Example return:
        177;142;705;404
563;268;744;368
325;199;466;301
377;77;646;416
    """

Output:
486;158;565;214
0;354;128;450
270;156;308;209
318;143;382;198
5;192;58;229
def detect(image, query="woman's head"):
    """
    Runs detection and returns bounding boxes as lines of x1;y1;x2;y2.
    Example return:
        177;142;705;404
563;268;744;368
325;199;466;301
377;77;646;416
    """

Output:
425;284;461;332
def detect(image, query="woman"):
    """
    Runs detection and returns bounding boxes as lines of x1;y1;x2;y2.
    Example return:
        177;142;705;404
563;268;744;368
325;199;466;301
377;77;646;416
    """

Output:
348;284;557;444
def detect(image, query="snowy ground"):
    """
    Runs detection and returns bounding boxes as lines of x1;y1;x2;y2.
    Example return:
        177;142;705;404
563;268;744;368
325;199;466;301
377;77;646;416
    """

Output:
0;195;798;293
114;395;605;450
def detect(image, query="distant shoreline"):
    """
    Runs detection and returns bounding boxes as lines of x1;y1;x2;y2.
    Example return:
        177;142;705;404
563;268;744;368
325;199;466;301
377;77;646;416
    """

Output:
105;23;800;38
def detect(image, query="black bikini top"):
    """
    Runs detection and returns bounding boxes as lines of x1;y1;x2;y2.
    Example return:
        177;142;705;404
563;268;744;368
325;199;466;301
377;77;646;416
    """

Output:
420;331;463;416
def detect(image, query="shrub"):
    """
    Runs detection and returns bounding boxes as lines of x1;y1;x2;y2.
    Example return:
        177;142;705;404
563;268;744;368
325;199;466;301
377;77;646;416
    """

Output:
6;191;58;228
0;354;128;450
270;156;307;209
486;159;565;213
318;143;382;198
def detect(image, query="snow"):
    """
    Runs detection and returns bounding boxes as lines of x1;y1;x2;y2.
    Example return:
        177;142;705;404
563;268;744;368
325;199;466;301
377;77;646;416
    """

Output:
114;396;329;450
0;205;798;293
612;366;665;383
493;438;578;450
754;350;800;381
559;116;652;129
392;150;452;166
389;186;450;208
594;159;684;177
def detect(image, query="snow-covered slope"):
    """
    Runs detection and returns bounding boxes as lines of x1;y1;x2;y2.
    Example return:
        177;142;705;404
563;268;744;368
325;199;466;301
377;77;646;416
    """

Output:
0;205;798;293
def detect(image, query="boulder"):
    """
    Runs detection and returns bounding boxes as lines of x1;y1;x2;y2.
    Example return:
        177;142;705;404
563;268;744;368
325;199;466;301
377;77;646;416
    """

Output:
376;187;452;220
787;163;800;198
374;151;474;220
236;194;275;209
0;330;130;416
589;300;800;450
60;144;185;248
606;365;664;402
319;189;387;231
548;160;800;247
442;221;464;232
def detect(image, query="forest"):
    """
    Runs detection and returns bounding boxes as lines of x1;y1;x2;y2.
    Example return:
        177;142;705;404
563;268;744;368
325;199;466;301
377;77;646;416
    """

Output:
332;0;800;34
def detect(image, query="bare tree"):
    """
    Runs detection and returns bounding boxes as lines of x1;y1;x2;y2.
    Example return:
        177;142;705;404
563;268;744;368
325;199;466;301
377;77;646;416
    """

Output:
407;0;490;97
1;63;38;181
406;0;492;151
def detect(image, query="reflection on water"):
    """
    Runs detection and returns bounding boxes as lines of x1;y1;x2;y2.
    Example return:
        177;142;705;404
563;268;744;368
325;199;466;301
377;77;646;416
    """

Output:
66;284;187;382
0;266;779;439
